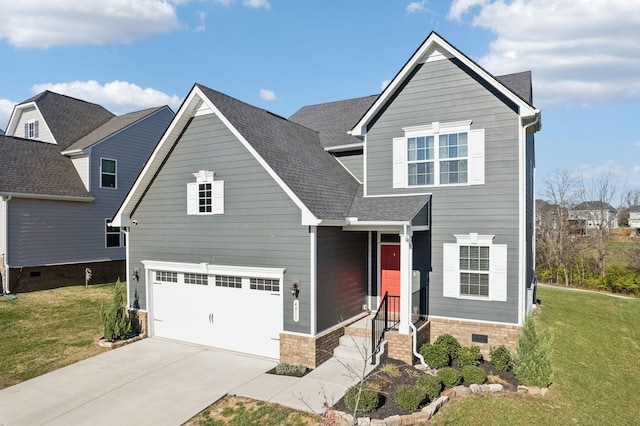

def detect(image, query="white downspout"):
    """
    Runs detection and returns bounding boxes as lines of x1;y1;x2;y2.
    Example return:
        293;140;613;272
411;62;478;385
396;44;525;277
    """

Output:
3;195;11;294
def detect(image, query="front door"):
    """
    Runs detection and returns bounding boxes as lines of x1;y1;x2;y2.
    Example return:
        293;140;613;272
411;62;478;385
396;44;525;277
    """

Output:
380;244;401;302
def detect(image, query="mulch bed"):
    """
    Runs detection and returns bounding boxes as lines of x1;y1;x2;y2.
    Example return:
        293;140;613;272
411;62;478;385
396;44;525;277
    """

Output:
266;366;311;378
332;356;519;419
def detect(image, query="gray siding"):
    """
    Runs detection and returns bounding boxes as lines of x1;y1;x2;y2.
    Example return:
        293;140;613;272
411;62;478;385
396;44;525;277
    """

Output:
6;108;172;269
128;113;312;334
366;57;522;324
316;227;368;332
333;150;364;182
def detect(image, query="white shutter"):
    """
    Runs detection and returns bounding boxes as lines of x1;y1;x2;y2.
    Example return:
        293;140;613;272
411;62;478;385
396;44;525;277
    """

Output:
489;244;507;301
468;129;485;185
187;182;198;215
392;137;407;188
442;243;459;298
34;120;39;138
24;123;28;138
213;180;224;215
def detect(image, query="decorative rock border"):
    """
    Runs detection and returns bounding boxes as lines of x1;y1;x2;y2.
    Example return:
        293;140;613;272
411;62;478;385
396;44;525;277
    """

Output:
94;334;144;349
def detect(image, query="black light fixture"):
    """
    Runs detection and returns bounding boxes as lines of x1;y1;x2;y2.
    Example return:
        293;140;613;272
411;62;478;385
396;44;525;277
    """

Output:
290;281;300;298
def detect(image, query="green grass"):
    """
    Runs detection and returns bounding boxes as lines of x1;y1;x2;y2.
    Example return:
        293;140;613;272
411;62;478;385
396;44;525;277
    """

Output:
432;286;640;425
0;284;113;389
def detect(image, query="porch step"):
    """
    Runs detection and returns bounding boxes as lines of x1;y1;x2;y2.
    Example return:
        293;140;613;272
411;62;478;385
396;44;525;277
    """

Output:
344;313;375;338
333;332;384;366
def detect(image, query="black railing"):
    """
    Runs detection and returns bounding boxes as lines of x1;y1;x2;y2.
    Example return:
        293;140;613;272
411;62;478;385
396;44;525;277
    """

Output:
370;291;400;364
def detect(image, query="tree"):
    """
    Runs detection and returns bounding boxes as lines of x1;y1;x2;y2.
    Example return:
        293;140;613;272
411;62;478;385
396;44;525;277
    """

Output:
100;280;132;341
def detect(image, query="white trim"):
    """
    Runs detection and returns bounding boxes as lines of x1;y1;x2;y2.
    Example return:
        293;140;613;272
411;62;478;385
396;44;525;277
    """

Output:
309;226;317;335
141;260;286;279
363;192;434;198
123;228;131;309
363;131;369;196
323;142;364;152
427;314;519;328
100;157;117;189
350;32;537;136
402;120;472;137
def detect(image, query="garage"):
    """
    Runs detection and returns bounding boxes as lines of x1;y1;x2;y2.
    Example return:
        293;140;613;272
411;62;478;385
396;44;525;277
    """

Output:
144;261;284;359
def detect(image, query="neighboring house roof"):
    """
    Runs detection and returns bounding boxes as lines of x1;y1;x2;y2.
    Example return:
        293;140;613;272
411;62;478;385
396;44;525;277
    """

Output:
63;106;169;153
0;135;92;200
17;91;115;150
0;129;4;135
573;201;616;212
496;71;533;104
289;95;377;149
350;31;540;136
627;205;640;213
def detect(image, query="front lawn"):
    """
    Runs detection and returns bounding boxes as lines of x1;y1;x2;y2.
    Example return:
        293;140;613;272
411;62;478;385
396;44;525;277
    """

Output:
0;284;113;389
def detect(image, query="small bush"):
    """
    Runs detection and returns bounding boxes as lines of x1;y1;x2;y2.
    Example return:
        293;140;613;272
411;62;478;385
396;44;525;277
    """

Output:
344;384;379;414
100;280;131;341
514;314;552;387
462;365;487;385
434;334;461;359
275;363;307;376
416;374;443;400
419;343;450;369
437;367;462;387
456;346;482;368
394;385;425;411
490;345;513;372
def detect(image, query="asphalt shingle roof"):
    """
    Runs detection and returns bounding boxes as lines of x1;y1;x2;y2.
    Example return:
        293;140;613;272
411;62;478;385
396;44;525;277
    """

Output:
348;186;430;222
573;201;616;211
0;135;91;198
289;95;378;149
496;71;533;104
22;91;115;151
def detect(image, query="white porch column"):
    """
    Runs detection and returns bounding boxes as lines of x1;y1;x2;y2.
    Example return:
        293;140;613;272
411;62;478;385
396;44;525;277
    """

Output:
398;225;413;335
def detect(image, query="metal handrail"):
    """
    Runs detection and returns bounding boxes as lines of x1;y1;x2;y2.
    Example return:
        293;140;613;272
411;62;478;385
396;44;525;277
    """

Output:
370;291;400;364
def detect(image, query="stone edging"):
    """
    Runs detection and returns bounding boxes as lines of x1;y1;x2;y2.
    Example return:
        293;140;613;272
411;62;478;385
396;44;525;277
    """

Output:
331;383;549;425
94;335;144;349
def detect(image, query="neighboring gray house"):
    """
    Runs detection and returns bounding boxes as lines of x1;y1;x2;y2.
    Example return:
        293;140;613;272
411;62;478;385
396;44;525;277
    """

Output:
112;32;541;365
628;205;640;230
569;201;619;232
0;91;174;293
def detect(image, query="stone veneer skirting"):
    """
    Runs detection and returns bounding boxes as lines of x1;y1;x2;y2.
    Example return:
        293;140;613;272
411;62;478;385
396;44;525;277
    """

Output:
428;317;521;356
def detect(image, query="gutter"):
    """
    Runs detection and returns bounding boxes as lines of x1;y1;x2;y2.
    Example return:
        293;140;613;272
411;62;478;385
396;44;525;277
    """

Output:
0;192;94;203
2;195;11;294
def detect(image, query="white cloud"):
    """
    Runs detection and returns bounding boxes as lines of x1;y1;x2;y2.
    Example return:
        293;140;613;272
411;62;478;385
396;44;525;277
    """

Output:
259;89;277;101
0;1;181;48
31;81;183;113
406;1;429;15
631;141;640;147
448;0;640;106
0;99;16;131
243;0;270;10
380;80;391;91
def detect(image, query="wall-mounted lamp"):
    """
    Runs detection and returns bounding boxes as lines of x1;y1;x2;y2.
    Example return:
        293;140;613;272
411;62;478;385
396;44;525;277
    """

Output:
132;269;140;282
290;281;300;298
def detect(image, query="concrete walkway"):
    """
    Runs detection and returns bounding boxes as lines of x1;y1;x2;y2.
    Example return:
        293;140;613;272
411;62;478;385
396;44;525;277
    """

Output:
0;338;372;426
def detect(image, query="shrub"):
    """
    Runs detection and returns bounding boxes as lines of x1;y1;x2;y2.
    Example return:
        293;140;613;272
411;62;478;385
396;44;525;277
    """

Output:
462;365;487;385
416;374;443;400
419;343;450;369
437;367;462;387
344;384;379;414
490;345;513;372
434;334;461;359
275;363;307;376
456;346;482;368
100;280;131;341
394;385;426;411
514;314;552;387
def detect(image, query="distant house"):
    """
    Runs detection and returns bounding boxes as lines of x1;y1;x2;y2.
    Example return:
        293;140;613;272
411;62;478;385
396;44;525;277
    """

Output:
0;91;174;293
113;32;540;366
569;201;619;233
629;205;640;230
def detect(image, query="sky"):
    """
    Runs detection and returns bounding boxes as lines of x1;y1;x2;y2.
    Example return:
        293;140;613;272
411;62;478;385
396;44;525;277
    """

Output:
0;0;639;198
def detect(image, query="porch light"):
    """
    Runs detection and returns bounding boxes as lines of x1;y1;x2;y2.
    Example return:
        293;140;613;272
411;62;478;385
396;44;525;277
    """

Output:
290;282;300;298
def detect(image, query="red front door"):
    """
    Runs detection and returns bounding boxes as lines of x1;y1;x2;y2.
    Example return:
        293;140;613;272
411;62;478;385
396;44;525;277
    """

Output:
380;244;401;301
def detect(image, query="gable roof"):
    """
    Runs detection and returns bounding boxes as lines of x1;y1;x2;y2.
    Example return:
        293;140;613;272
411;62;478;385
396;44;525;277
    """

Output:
289;95;377;149
63;106;170;154
350;31;540;136
496;71;533;104
573;201;616;212
11;91;114;150
0;135;92;200
629;205;640;213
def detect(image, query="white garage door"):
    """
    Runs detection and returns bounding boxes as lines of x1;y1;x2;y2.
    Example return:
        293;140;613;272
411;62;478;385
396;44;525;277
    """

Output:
146;262;283;359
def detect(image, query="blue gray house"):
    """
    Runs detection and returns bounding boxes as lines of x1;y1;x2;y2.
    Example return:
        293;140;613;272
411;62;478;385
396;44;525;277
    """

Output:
112;32;540;366
0;91;174;293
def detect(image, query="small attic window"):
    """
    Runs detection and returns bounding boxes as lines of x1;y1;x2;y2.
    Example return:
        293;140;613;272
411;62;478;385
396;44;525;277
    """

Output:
25;120;39;139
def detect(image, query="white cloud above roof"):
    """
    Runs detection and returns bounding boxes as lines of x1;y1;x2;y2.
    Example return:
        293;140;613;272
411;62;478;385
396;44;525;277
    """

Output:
259;89;277;101
0;98;15;132
30;81;182;114
448;0;640;106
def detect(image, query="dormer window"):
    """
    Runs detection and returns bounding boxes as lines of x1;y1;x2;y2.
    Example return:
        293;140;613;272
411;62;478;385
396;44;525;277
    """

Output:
25;120;39;139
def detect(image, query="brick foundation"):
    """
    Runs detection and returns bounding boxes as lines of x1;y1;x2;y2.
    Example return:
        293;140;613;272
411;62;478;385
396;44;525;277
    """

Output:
386;321;430;365
428;317;521;356
280;326;345;369
7;260;126;293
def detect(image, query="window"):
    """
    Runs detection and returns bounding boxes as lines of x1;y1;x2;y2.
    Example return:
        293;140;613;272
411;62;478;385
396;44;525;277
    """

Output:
187;170;224;215
155;271;178;282
443;233;507;301
105;219;122;248
184;273;208;285
24;120;39;139
393;121;484;188
250;278;280;292
215;275;242;288
101;159;117;188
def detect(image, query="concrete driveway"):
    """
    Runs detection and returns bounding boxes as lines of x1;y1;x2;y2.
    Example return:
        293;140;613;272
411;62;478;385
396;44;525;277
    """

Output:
0;338;277;426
